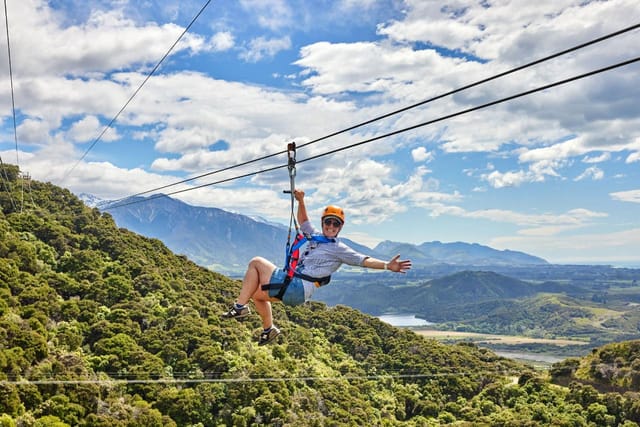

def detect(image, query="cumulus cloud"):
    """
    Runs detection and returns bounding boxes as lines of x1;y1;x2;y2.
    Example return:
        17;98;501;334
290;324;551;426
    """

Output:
483;169;530;188
16;119;52;145
377;1;482;50
2;0;205;77
66;116;119;143
411;146;434;162
294;41;458;96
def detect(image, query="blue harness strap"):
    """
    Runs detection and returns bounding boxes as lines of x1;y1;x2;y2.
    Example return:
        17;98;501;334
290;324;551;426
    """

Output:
262;233;335;300
284;233;334;278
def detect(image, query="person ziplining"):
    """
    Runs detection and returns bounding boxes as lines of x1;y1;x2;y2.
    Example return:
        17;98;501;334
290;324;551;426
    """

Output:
221;143;412;345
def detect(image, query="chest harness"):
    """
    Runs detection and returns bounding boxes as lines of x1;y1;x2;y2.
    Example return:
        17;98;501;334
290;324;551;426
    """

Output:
260;142;333;300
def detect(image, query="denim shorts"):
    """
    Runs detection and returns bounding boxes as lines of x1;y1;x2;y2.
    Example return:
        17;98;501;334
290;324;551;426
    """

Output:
268;269;305;306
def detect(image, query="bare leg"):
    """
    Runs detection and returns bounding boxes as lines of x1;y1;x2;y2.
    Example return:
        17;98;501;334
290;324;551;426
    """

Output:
237;257;277;329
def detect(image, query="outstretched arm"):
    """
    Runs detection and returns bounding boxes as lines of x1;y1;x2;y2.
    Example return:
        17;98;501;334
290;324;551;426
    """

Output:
294;189;309;224
363;254;412;273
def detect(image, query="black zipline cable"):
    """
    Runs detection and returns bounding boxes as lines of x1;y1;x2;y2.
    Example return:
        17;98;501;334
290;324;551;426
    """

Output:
296;22;640;150
3;0;21;211
0;371;489;385
105;162;288;209
112;22;640;201
103;55;640;210
60;0;214;183
3;0;18;167
0;0;20;210
107;149;287;206
296;56;640;166
0;364;514;384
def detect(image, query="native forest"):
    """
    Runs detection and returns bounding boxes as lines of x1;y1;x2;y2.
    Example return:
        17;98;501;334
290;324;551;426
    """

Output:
1;164;640;426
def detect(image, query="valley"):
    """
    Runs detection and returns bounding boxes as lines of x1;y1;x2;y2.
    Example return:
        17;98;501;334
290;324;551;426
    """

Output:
412;329;590;347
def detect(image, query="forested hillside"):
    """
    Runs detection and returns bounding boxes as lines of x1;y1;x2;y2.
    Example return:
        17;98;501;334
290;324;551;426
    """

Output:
551;341;640;391
2;165;640;426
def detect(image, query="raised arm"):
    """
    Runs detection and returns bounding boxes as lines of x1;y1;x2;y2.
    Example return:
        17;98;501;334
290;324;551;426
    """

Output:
293;189;309;224
362;254;412;273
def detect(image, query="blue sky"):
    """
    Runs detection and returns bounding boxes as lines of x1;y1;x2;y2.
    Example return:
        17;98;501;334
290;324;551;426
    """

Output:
1;0;639;266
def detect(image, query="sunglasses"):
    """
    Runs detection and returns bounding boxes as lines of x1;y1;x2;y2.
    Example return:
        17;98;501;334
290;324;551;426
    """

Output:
323;218;343;227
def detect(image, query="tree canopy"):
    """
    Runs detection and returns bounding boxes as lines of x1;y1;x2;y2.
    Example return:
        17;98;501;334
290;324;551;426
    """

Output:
1;164;639;426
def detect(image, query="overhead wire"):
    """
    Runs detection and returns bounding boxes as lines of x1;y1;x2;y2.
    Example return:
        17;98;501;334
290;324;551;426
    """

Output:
0;369;512;386
3;0;17;166
106;22;640;203
60;0;214;183
2;0;20;211
297;56;640;166
104;54;640;210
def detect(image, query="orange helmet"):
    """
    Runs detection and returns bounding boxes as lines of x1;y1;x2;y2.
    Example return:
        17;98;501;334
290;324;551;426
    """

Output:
322;205;345;224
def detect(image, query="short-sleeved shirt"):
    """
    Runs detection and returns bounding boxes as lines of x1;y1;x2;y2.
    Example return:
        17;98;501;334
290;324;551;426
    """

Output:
295;220;369;299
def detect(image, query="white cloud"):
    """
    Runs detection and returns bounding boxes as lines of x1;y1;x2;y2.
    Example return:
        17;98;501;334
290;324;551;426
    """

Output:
491;228;640;265
627;152;640;163
610;189;640;203
16;119;52;145
411;146;433;162
574;166;604;181
483;169;530;188
582;152;610;163
67;116;119;143
519;134;640;165
306;160;428;225
294;41;460;96
240;36;291;62
209;31;235;51
376;0;639;64
411;200;608;236
377;1;482;49
3;0;204;77
239;0;292;31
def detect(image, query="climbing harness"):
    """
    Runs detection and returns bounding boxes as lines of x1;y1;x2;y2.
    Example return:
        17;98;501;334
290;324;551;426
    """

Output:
261;142;333;301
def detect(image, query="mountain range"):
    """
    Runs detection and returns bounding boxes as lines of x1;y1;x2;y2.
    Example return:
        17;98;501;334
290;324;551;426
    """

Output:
81;193;547;274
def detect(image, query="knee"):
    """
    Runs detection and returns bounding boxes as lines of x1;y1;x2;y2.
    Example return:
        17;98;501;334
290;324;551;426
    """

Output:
248;256;268;268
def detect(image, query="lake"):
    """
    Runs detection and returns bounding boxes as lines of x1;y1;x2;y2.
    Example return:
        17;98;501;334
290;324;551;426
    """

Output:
378;314;433;327
494;351;565;364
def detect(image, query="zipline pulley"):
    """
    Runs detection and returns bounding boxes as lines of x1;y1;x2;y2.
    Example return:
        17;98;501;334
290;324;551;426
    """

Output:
283;142;296;196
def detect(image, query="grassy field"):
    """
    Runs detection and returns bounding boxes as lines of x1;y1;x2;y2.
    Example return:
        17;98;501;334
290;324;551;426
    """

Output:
414;329;590;346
